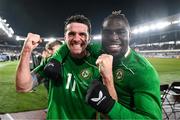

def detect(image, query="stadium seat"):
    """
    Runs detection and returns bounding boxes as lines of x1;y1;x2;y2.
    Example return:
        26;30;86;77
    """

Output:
160;84;171;119
168;81;180;120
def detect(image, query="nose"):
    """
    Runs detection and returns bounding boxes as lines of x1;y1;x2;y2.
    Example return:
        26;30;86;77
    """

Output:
112;32;119;40
74;33;81;41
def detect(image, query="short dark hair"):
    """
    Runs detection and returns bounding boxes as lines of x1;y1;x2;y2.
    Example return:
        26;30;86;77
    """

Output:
64;15;91;34
102;10;130;29
45;39;63;50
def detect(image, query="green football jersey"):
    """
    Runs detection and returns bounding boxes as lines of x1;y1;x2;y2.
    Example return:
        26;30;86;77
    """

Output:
33;43;101;119
107;49;162;119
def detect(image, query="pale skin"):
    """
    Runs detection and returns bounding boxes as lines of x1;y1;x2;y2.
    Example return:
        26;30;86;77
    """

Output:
16;23;90;92
16;33;42;92
96;54;118;100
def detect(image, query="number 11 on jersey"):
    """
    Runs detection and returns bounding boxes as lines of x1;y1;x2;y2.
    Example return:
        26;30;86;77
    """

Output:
66;73;76;91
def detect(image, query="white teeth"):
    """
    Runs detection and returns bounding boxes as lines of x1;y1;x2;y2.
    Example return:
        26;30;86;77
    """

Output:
109;45;120;47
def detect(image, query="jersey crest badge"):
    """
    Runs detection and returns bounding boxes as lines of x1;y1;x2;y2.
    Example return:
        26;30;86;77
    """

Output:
114;68;124;81
80;69;92;79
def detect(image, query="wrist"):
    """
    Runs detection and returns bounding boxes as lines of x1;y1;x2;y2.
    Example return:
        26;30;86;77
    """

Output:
102;74;114;86
21;47;32;55
102;76;118;101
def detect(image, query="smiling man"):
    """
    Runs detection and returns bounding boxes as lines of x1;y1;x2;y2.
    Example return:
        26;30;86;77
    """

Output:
86;11;162;119
16;15;101;119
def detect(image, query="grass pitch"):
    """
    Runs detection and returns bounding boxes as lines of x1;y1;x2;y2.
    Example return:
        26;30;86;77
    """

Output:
148;58;180;84
0;58;180;113
0;61;48;113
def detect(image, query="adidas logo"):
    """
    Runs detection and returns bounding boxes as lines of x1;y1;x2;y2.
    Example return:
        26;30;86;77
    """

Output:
91;90;106;105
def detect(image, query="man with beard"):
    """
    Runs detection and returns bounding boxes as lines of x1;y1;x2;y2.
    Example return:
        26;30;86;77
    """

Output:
16;15;101;119
86;11;162;119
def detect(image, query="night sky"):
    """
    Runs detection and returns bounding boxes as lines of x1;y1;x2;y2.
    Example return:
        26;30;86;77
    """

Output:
0;0;180;37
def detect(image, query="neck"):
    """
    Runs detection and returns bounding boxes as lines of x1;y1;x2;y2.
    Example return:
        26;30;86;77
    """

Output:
71;50;88;59
113;47;131;64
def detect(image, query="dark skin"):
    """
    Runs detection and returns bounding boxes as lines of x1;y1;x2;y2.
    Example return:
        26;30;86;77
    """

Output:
101;18;130;59
96;17;131;100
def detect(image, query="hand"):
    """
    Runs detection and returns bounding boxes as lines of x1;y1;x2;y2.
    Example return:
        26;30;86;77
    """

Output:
86;80;115;114
23;33;42;52
96;54;118;100
96;54;113;84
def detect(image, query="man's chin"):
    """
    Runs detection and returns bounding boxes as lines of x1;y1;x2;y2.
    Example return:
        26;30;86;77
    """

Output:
107;48;121;55
107;50;124;58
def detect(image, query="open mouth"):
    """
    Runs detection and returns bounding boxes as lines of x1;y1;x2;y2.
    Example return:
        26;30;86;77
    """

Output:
70;40;87;47
108;44;121;50
109;44;121;48
71;43;82;49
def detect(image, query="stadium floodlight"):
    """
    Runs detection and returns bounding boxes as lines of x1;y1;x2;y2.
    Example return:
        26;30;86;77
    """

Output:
8;34;12;38
172;20;180;24
131;28;139;34
155;21;171;29
0;22;9;36
2;19;7;23
15;35;26;41
9;27;14;34
149;24;158;30
176;41;180;44
139;26;150;33
0;17;14;37
172;19;180;24
93;34;101;40
6;24;9;27
132;21;171;35
0;22;3;28
132;26;150;34
44;37;56;42
169;41;175;44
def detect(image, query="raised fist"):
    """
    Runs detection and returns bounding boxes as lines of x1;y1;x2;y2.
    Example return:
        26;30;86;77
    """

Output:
23;33;42;52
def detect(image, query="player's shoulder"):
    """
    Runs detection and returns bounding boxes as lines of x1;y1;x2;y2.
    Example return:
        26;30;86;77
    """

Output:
51;43;69;63
128;49;157;78
87;40;102;58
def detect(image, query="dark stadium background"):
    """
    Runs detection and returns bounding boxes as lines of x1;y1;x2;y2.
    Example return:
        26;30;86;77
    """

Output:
0;0;180;119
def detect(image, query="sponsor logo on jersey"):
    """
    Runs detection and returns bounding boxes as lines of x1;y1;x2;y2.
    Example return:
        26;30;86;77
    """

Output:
47;62;54;67
80;69;92;79
114;68;123;80
91;90;106;105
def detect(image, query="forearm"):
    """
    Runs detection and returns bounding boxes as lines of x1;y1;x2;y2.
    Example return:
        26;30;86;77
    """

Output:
16;50;33;92
96;54;118;100
102;74;118;101
108;91;161;119
108;102;152;119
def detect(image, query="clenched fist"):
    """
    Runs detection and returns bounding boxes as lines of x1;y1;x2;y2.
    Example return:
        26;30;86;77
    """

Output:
23;33;42;52
96;54;113;81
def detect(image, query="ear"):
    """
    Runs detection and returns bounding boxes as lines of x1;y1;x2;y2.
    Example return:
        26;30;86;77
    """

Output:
64;36;67;43
129;30;132;39
87;35;92;44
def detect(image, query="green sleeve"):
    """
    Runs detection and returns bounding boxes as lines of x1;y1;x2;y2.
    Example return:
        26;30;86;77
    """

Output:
32;43;69;82
108;66;162;119
31;58;47;81
87;40;102;58
51;43;69;62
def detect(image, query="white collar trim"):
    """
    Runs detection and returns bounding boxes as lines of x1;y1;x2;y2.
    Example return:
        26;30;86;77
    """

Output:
124;46;130;58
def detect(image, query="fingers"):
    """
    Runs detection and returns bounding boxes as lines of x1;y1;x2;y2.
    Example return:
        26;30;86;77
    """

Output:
27;33;42;45
96;54;113;71
96;54;113;65
96;56;103;71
